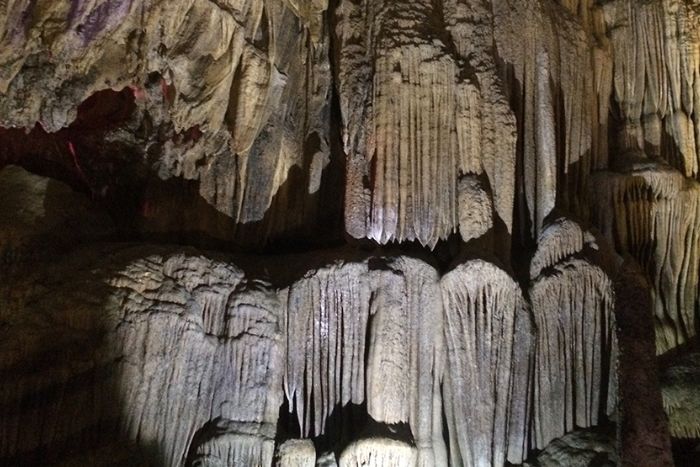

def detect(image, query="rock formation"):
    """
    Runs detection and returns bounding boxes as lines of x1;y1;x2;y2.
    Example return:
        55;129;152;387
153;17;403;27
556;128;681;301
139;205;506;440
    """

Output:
284;256;445;464
2;0;700;465
0;244;285;465
441;260;533;466
661;352;700;439
529;219;618;449
518;427;617;467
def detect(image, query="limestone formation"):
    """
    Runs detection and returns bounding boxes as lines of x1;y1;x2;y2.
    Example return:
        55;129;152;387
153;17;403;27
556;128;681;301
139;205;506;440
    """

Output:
530;220;618;449
441;260;534;466
338;438;416;467
283;256;445;464
0;246;284;466
275;439;316;467
661;352;700;439
1;0;336;247
519;428;617;467
4;0;700;465
334;0;515;247
591;164;700;353
494;0;612;235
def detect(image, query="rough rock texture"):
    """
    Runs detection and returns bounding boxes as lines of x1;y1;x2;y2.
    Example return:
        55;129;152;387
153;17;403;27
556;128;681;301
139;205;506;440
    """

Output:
338;438;417;467
613;258;674;467
591;164;700;354
275;439;316;467
1;0;338;247
494;0;612;236
335;0;515;246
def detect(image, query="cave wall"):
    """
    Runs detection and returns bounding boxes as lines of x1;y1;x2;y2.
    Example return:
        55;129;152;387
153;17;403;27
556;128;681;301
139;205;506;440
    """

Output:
2;0;699;465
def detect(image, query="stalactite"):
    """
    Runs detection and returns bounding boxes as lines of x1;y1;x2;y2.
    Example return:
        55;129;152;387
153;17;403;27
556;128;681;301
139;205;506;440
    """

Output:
441;260;534;466
335;0;516;246
530;219;618;449
2;0;697;465
493;0;611;233
530;218;587;278
591;165;700;353
284;256;444;464
605;0;700;177
284;262;371;437
0;1;336;247
365;257;445;467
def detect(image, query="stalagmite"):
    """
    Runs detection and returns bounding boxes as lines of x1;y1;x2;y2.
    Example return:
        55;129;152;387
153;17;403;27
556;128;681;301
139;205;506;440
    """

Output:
441;260;534;466
530;219;618;449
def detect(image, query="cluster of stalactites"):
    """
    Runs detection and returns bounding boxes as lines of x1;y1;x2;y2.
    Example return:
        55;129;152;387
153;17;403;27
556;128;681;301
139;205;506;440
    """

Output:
335;0;516;248
282;257;446;465
441;260;533;466
278;232;617;465
591;167;700;353
0;248;286;467
607;0;700;177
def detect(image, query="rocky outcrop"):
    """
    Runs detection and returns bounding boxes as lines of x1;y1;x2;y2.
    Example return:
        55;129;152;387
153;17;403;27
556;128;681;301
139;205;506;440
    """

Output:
0;0;337;247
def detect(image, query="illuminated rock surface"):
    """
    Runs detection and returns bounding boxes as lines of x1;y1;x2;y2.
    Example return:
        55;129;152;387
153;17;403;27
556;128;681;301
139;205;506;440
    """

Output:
3;0;700;465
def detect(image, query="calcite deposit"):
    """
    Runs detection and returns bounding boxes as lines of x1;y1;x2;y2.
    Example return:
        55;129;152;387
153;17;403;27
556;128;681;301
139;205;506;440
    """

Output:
2;0;699;465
